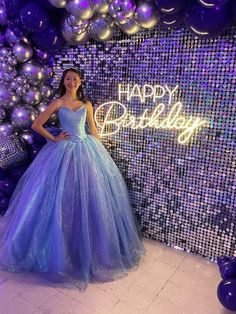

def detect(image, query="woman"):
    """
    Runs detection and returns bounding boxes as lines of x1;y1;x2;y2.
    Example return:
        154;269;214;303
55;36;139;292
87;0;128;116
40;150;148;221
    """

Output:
0;68;145;289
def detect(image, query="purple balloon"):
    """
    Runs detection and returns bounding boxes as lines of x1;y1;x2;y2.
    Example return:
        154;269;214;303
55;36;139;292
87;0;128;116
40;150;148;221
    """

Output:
20;2;49;33
33;24;65;52
156;0;187;14
160;11;183;28
0;168;7;180
197;0;229;8
3;0;26;18
220;261;236;280
185;1;231;38
217;255;230;266
217;278;236;311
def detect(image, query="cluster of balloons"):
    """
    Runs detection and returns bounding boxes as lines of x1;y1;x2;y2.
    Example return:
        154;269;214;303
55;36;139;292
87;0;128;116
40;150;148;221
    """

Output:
217;255;236;311
0;0;235;53
0;0;57;214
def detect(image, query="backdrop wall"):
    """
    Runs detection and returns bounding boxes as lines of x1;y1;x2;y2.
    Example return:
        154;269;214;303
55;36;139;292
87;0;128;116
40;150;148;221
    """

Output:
54;25;236;261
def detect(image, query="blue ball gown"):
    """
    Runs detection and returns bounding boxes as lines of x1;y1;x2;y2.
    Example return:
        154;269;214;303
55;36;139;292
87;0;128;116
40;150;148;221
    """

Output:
0;103;145;289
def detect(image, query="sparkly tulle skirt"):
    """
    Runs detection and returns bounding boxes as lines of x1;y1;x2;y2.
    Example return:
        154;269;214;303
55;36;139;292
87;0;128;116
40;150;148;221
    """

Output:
0;135;145;289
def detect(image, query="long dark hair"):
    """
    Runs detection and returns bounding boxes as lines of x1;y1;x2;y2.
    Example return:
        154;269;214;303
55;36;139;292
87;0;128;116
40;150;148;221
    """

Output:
58;68;87;102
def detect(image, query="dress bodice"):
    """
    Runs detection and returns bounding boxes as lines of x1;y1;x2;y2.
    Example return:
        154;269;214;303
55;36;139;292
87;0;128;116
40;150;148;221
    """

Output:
58;104;87;142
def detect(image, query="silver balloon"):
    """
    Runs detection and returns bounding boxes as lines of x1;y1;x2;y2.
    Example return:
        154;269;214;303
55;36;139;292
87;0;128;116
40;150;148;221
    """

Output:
49;0;67;8
93;0;109;14
1;69;17;83
36;101;48;114
13;40;33;63
109;0;136;25
16;76;28;85
20;62;46;85
11;105;38;130
135;2;160;29
16;84;29;97
5;28;21;47
0;122;14;137
0;62;14;74
0;106;6;120
2;93;21;110
61;17;89;44
0;5;7;26
20;129;34;145
0;47;11;58
89;14;115;41
41;65;53;80
0;84;11;106
7;55;17;66
40;84;53;99
68;0;95;20
22;86;42;105
119;17;141;34
9;80;19;91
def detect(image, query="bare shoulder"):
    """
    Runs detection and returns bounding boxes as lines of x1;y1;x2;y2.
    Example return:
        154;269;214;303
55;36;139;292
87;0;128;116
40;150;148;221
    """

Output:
84;100;93;111
47;98;62;112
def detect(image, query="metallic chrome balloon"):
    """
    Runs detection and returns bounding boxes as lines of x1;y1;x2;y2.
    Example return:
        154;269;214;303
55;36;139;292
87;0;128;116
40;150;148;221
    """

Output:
0;47;11;58
7;55;17;66
0;62;13;74
9;80;19;91
1;69;17;83
135;2;160;29
0;122;14;137
22;86;41;105
40;84;53;99
16;84;29;97
20;129;34;145
109;0;136;25
93;0;109;14
68;0;95;20
2;93;21;110
49;0;67;8
5;28;20;46
11;105;38;130
61;17;90;44
0;84;11;106
89;14;115;41
119;16;141;34
42;65;53;80
20;62;46;85
16;76;28;85
36;100;48;114
13;40;33;63
0;107;6;120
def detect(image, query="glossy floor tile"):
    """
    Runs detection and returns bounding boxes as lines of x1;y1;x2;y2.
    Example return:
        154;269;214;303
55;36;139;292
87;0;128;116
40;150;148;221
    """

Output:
0;238;232;314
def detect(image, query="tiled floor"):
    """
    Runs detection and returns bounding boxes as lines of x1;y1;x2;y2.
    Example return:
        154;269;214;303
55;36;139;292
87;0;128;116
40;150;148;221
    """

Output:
0;238;233;314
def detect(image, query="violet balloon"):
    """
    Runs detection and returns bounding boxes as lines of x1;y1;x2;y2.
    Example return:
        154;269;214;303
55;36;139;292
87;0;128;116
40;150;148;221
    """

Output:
3;0;26;18
33;24;65;52
156;0;187;14
20;2;49;33
161;11;183;28
185;1;231;38
219;261;236;280
217;279;236;311
197;0;229;8
0;177;16;195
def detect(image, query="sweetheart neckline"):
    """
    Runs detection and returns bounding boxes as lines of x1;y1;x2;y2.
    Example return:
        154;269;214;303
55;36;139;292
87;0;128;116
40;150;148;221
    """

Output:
60;105;85;113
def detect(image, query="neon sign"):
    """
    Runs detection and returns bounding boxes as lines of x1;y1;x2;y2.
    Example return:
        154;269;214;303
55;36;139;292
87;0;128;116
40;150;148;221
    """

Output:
94;84;209;144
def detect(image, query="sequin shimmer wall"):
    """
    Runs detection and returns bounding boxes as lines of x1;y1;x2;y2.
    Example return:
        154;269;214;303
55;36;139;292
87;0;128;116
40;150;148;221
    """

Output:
54;25;236;261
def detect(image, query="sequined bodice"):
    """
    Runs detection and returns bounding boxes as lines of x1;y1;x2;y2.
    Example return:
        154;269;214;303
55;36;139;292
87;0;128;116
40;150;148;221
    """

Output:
58;105;87;142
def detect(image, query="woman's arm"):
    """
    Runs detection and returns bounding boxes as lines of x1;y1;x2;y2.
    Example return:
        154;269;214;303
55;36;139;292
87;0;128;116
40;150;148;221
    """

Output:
31;99;69;142
86;101;100;141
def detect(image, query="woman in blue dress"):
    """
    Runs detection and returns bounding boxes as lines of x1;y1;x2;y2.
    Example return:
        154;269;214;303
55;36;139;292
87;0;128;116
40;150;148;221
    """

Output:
0;68;145;289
